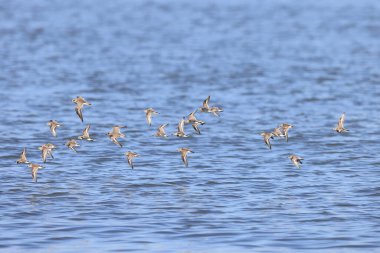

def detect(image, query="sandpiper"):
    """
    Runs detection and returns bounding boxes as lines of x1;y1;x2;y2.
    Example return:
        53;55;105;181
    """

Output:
288;155;303;169
78;124;94;141
125;151;139;169
192;121;203;135
39;143;56;163
72;96;91;122
199;96;211;112
334;113;349;133
16;148;29;164
272;126;285;138
155;123;168;137
280;123;293;142
174;118;188;137
66;139;80;152
185;110;205;124
178;148;194;167
47;120;61;137
107;126;126;147
28;163;45;182
260;132;274;150
210;106;223;117
144;108;159;126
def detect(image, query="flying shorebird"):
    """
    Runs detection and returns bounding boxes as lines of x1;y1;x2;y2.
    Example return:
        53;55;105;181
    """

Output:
28;163;45;182
38;143;56;163
78;124;94;141
192;121;203;135
107;126;126;147
288;155;303;169
260;132;274;150
280;123;293;142
66;139;80;152
155;123;168;137
174;118;188;137
334;113;349;133
199;96;223;116
185;110;205;124
125;151;139;169
178;148;194;167
16;148;29;164
199;96;211;112
272;126;285;138
144;108;159;126
72;96;91;122
209;106;223;117
47;120;61;137
185;110;205;134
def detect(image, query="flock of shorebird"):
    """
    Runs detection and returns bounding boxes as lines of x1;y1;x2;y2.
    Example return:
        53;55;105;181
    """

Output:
16;95;349;182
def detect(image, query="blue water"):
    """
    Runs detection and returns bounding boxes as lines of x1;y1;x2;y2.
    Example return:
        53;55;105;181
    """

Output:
1;0;380;252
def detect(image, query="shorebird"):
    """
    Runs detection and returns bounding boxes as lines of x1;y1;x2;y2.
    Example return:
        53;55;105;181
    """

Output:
272;126;285;138
280;123;293;142
144;108;159;126
72;96;91;122
155;123;168;137
107;126;126;147
28;163;44;182
260;132;274;150
334;113;349;133
47;120;61;137
199;96;223;116
185;110;205;124
209;106;223;117
192;121;203;135
174;118;188;137
38;143;56;163
178;148;194;167
125;151;139;169
16;148;29;164
199;96;211;112
66;139;80;152
78;124;94;141
288;155;303;169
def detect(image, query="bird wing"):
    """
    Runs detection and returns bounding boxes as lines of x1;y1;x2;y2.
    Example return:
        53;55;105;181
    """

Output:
112;126;121;134
264;136;271;149
111;137;122;147
32;167;38;181
203;96;210;109
50;125;57;137
21;148;27;161
181;152;188;167
42;148;48;162
178;119;185;133
127;157;133;168
75;105;83;122
338;113;345;128
192;123;201;134
146;112;152;126
83;125;90;137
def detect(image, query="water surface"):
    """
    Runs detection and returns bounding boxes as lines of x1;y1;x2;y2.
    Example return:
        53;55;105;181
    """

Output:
1;0;380;252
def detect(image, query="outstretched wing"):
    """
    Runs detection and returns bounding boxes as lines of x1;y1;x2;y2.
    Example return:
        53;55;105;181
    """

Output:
21;148;27;161
203;96;210;109
338;113;345;128
75;106;83;122
112;137;122;147
181;153;188;167
83;125;90;137
178;119;185;133
192;123;201;134
146;112;152;126
42;149;48;163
